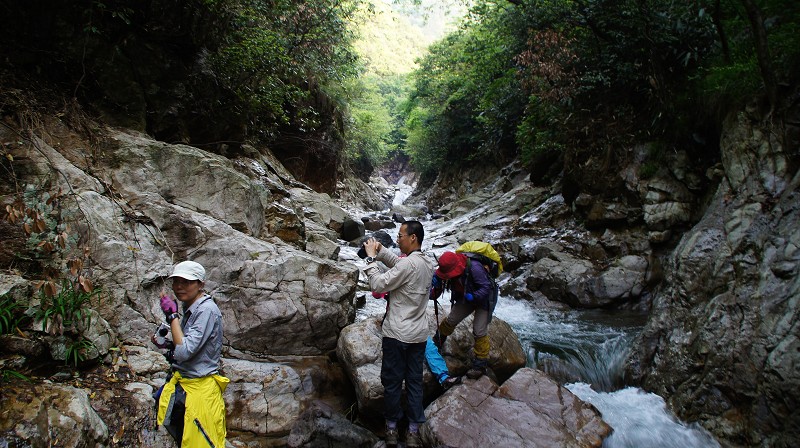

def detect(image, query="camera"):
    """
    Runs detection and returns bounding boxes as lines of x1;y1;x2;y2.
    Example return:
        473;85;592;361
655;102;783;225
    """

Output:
357;231;397;259
153;322;172;348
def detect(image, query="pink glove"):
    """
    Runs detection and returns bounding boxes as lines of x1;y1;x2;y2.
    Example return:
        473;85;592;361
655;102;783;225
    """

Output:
160;294;177;317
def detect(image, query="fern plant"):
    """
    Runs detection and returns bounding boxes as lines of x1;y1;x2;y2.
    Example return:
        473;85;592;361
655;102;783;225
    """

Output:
64;338;96;367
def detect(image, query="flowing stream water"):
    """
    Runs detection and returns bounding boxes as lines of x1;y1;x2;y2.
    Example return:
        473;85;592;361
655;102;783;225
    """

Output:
352;287;720;448
494;298;720;448
348;180;721;447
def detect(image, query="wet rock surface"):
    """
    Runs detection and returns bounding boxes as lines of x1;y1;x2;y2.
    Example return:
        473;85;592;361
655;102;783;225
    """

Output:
2;91;797;447
422;369;610;448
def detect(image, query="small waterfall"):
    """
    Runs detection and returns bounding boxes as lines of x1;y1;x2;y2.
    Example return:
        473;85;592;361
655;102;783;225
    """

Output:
494;297;720;448
391;176;414;206
495;299;642;391
535;336;632;392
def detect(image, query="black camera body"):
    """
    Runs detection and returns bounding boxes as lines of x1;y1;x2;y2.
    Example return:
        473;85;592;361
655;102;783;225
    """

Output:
357;231;396;259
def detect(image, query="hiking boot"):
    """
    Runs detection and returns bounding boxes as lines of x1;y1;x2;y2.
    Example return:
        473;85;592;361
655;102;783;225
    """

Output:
466;359;488;379
385;428;398;447
406;430;422;448
442;375;462;390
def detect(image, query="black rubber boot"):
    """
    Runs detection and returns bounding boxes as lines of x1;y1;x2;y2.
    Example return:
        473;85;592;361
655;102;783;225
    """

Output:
466;358;488;380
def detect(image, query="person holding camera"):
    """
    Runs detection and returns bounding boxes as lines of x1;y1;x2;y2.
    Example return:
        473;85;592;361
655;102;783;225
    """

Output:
362;221;434;448
154;260;228;448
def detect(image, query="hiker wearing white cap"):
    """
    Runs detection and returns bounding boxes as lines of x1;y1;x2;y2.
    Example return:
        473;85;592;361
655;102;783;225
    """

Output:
154;260;229;447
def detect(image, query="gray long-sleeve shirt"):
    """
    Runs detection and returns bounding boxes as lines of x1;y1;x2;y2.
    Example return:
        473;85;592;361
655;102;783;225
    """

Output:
172;294;223;378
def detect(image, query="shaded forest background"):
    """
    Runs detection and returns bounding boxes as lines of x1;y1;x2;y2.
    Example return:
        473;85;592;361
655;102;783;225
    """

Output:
0;0;798;197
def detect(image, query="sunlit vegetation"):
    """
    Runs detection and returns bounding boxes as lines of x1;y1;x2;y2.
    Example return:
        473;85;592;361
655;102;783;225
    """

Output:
400;0;799;179
343;0;465;175
200;0;363;140
1;0;796;186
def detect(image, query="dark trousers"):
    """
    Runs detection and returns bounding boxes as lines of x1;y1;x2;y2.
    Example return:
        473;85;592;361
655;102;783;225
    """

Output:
381;336;426;424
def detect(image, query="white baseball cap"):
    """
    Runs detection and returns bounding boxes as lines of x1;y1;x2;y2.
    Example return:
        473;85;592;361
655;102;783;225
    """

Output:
169;261;206;281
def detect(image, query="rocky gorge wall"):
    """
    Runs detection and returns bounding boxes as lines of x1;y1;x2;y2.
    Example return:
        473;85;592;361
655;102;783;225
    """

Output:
406;93;799;446
1;87;797;446
0;119;364;446
628;99;800;447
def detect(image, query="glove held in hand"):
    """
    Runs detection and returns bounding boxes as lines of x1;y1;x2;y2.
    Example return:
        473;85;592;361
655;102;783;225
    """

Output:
160;295;177;316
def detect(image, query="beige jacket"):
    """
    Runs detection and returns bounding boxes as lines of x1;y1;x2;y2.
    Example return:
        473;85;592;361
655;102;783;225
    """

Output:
365;250;434;343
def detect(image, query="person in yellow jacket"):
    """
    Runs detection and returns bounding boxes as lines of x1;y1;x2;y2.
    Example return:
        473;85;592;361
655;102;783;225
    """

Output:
155;261;228;447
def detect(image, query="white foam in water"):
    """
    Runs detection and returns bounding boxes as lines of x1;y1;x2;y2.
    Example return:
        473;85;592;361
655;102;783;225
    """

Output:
392;179;414;206
494;296;721;447
566;383;720;448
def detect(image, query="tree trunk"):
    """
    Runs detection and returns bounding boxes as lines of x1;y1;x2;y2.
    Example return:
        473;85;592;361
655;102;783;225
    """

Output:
712;0;731;64
740;0;778;109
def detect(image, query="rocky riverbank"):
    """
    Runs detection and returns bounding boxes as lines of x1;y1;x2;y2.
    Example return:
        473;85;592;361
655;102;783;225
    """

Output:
2;89;798;446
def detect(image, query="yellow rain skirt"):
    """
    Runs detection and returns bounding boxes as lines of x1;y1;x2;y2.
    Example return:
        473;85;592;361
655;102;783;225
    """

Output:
157;371;229;447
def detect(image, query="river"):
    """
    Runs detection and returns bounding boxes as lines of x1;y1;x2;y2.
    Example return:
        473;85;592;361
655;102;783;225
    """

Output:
494;298;720;448
348;181;721;447
352;284;719;448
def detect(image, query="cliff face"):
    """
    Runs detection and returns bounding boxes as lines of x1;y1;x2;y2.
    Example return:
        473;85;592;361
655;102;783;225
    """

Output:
627;97;800;446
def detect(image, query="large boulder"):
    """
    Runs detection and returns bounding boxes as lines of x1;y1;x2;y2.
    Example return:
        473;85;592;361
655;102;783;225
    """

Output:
436;314;527;383
520;242;649;308
224;358;307;437
290;187;352;237
422;369;611;447
287;401;379;448
10;129;360;357
223;357;354;442
0;383;109;447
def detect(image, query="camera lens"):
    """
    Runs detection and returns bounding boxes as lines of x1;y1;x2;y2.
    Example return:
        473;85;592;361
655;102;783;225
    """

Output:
159;327;169;336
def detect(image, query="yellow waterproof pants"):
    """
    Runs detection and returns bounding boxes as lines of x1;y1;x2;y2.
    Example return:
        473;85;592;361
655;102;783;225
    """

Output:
157;371;229;448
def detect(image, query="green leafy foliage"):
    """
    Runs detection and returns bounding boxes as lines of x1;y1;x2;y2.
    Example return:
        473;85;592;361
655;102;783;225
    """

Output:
34;279;99;336
352;1;434;76
343;0;463;173
698;0;799;109
401;0;799;176
403;105;442;178
206;0;362;138
0;369;31;384
64;337;97;367
401;1;527;177
0;294;23;335
344;75;403;169
515;98;565;166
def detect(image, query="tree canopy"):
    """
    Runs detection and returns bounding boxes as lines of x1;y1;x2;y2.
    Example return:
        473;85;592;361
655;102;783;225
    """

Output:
400;0;799;179
1;0;796;189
